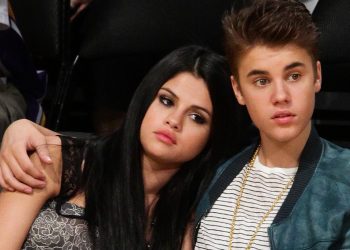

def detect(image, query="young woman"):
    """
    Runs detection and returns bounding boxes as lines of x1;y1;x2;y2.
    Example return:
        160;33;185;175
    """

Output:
0;45;243;249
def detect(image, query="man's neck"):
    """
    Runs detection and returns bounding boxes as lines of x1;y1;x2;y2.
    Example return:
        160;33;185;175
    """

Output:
258;123;312;168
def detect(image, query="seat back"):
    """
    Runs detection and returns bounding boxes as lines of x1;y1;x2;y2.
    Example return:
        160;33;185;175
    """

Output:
312;0;350;147
11;0;74;129
11;0;71;61
77;0;236;59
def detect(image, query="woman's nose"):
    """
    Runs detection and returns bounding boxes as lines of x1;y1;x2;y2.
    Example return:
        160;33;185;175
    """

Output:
165;112;182;130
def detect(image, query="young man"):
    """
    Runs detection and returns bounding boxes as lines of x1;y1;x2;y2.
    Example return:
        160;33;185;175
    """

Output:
194;0;350;249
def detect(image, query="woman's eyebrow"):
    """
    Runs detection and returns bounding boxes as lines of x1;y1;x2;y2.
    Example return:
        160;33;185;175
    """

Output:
192;105;212;117
160;87;177;98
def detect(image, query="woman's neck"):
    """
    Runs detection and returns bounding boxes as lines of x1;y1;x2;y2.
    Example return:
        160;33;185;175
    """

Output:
141;154;181;207
142;155;181;241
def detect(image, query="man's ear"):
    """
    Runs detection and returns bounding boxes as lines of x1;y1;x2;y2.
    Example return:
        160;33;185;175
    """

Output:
314;61;322;93
230;75;246;105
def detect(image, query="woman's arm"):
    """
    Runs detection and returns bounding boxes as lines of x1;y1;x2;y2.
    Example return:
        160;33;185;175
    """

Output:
0;190;49;249
0;136;62;249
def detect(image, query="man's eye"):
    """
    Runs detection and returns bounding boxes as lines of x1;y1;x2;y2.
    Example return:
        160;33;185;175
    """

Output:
288;73;301;81
190;113;206;124
254;78;269;86
159;95;173;106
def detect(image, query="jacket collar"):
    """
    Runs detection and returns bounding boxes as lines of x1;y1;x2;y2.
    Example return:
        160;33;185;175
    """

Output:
273;127;323;223
206;127;323;224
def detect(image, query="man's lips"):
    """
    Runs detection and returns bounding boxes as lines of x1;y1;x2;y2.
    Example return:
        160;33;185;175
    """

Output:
271;111;296;125
154;130;177;145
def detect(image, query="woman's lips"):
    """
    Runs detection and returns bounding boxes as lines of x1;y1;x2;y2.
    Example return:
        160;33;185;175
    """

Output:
154;130;177;145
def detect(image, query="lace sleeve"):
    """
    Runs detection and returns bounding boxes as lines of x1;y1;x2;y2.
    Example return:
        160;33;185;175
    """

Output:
57;134;89;201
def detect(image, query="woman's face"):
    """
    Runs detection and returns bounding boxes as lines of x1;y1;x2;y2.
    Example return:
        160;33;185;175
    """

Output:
140;72;213;169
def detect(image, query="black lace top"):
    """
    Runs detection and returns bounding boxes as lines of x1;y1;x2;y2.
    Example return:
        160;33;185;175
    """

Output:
22;135;92;249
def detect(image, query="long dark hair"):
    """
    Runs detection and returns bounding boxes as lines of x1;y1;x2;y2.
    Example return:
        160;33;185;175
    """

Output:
81;45;242;249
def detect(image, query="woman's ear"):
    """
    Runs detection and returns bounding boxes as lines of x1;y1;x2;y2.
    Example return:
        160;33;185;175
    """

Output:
230;75;246;105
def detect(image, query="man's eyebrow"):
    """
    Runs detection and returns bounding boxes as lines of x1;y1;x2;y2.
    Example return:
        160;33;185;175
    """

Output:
284;62;305;71
246;69;269;78
246;62;306;78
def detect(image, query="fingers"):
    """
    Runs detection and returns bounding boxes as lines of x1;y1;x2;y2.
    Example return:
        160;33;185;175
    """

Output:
0;167;14;192
11;145;46;181
0;161;33;194
36;144;53;165
0;144;47;192
40;136;61;164
0;119;58;192
28;134;53;166
7;156;46;189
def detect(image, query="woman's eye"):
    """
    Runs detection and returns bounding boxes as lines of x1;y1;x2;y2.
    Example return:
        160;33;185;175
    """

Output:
190;113;206;124
254;78;269;86
288;73;301;81
159;95;173;106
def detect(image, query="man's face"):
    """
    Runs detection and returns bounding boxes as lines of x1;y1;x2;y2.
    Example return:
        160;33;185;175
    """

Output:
231;44;321;145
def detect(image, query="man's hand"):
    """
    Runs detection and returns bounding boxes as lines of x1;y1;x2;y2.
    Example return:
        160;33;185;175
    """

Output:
0;119;59;193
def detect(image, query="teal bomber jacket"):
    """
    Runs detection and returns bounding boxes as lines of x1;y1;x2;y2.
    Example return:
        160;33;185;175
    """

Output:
195;128;350;249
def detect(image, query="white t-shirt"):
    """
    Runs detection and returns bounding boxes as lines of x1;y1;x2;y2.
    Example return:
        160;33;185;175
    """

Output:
195;156;297;250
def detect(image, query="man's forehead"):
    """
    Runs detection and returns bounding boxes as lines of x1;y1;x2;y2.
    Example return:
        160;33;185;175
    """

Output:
237;44;312;69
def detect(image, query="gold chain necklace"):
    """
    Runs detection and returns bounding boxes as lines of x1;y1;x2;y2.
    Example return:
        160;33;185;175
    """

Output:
228;145;295;250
